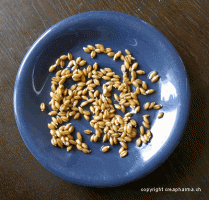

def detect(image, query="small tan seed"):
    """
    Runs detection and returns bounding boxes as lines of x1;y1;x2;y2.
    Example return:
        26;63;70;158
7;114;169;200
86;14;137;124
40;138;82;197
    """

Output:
56;70;62;76
103;76;111;81
120;142;128;149
82;149;91;154
69;140;77;145
124;112;132;118
84;130;92;135
83;110;90;116
60;55;67;60
149;102;156;109
78;107;84;114
140;126;145;135
90;134;94;142
125;55;131;63
135;106;140;113
142;81;148;90
40;103;45;111
93;135;99;142
51;139;57;146
83;47;91;53
143;116;150;124
109;137;114;145
140;87;146;95
67;145;73;152
95;44;105;52
125;49;131;55
136;70;145;75
91;51;96;58
92;63;98;70
113;137;118;145
69;126;75;133
56;116;63;124
71;65;78;71
135;79;142;85
132;63;138;70
79;60;86;67
82;143;88;149
84;115;90;121
136;138;142;146
55;58;61;66
74;112;80;120
48;123;55;130
146;130;152;137
119;147;124;154
87;45;95;51
121;65;126;72
107;52;115;57
80;101;89;107
130;119;137;127
158;112;164;118
143;114;150;118
95;49;102;53
77;132;82;140
119;99;126;105
149;71;157;79
144;102;150;110
76;139;82;145
103;134;108;142
67;53;73;60
120;55;125;61
121;105;125;113
60;60;65;68
142;121;150;129
151;75;160;83
101;146;110;153
76;144;82;150
114;104;121;110
82;96;88;100
154;104;162;110
49;65;56;72
124;136;132;142
120;150;128;158
105;48;112;53
57;139;63;147
144;134;149;142
146;89;155;95
106;72;115;77
61;116;69;122
94;79;100;85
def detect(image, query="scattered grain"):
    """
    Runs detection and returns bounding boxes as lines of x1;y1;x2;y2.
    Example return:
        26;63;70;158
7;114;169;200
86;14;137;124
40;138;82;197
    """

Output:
158;112;164;118
40;103;45;111
91;51;96;58
151;75;160;83
83;47;91;53
101;146;110;153
146;89;155;94
154;104;162;110
120;150;128;157
136;138;142;146
142;121;150;129
149;71;157;79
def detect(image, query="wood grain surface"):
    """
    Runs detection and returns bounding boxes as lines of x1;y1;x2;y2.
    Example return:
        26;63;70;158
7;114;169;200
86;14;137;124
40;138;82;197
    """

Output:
0;0;209;199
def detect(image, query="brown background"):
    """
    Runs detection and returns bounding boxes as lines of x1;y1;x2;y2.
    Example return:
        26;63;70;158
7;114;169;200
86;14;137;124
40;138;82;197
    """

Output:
1;0;209;199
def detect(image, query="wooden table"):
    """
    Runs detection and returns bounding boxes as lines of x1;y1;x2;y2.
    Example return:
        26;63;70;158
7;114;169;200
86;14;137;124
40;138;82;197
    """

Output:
1;0;208;199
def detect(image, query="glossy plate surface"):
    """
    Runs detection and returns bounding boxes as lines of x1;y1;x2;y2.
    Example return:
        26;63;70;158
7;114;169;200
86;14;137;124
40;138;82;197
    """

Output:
14;11;190;187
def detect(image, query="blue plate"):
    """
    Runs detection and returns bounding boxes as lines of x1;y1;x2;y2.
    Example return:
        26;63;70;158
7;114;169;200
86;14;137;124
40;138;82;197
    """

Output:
13;11;191;187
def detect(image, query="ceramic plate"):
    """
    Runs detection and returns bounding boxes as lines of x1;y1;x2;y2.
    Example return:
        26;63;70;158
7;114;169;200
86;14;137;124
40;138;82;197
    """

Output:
14;11;190;187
